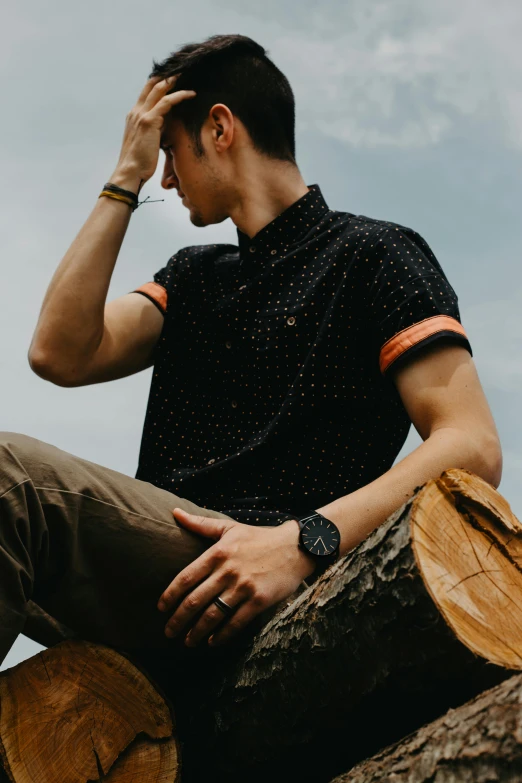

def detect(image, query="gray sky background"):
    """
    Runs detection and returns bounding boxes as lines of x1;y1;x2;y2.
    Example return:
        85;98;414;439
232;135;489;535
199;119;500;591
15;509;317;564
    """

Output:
2;0;522;668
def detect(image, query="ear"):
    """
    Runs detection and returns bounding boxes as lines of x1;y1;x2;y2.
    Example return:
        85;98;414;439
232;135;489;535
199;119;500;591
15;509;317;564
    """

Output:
208;103;235;151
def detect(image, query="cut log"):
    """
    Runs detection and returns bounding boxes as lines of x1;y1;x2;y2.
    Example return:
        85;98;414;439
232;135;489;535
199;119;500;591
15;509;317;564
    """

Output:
5;469;520;783
0;639;181;782
331;671;522;782
413;469;522;669
133;469;522;783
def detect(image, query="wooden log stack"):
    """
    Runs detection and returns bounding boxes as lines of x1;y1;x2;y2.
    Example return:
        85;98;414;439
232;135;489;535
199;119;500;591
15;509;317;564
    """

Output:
1;468;522;782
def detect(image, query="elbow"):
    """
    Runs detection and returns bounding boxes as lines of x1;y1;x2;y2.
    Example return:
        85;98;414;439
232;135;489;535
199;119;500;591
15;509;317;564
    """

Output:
27;348;83;388
28;347;52;380
476;431;503;489
488;442;503;489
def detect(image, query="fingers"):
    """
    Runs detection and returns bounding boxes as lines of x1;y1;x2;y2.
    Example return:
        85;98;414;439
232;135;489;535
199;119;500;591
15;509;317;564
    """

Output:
157;549;215;613
141;74;190;113
141;75;175;111
135;75;165;106
170;584;255;648
148;88;197;120
131;75;197;134
207;600;258;647
163;573;234;640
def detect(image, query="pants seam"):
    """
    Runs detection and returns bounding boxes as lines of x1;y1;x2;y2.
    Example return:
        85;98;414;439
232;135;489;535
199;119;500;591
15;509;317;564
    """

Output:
33;485;176;528
0;478;32;501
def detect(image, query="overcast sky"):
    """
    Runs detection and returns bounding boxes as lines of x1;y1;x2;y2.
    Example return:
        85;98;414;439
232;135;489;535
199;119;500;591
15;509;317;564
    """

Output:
2;0;522;668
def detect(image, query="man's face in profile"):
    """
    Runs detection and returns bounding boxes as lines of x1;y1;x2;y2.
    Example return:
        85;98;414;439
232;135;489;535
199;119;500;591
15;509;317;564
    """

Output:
160;113;229;229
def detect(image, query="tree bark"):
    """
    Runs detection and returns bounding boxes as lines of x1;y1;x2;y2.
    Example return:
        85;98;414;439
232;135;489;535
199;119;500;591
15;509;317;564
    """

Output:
134;469;522;783
332;671;522;782
0;639;181;782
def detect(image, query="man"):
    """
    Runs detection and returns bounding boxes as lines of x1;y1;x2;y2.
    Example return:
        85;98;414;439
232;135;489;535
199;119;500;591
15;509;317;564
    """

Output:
1;34;499;663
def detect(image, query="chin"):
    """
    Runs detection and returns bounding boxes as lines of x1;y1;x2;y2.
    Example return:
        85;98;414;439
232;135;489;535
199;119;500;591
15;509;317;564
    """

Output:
188;207;227;228
189;211;208;228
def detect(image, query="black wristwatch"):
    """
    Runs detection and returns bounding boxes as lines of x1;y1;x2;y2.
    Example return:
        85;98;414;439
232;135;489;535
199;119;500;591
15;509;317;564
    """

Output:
283;510;341;586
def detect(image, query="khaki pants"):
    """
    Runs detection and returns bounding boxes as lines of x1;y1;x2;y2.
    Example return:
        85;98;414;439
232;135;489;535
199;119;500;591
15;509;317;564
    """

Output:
0;431;307;665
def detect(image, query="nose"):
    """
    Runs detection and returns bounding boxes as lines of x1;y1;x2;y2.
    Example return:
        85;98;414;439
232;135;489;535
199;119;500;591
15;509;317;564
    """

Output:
161;156;179;191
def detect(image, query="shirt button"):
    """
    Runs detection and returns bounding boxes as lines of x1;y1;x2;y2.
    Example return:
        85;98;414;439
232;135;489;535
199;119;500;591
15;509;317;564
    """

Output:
225;340;232;349
231;400;238;408
249;245;256;253
270;249;277;255
208;458;216;465
287;316;296;326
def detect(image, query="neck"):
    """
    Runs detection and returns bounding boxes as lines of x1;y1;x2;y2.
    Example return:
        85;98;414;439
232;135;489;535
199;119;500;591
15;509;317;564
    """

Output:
227;159;309;239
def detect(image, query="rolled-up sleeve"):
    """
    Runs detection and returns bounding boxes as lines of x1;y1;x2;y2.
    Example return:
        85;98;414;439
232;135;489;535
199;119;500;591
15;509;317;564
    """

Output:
129;252;179;317
365;225;472;374
131;281;168;315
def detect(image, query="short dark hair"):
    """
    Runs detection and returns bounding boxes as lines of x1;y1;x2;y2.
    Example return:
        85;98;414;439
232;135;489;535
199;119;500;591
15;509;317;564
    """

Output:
149;34;296;164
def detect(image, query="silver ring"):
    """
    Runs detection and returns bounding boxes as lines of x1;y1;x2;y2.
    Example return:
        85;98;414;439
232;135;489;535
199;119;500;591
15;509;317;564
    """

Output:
213;596;236;617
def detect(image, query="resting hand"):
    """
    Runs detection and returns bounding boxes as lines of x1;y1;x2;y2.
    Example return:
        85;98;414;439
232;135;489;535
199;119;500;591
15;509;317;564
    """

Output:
157;509;315;648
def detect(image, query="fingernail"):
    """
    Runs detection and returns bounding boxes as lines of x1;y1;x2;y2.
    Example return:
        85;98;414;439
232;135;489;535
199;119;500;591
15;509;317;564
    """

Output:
158;600;166;611
165;627;174;638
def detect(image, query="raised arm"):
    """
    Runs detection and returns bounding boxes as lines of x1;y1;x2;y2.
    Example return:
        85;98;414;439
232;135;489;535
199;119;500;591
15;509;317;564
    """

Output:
28;74;195;386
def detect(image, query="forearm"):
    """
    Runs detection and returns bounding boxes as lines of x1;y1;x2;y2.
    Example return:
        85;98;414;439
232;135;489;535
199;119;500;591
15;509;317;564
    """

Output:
316;426;502;559
28;168;140;380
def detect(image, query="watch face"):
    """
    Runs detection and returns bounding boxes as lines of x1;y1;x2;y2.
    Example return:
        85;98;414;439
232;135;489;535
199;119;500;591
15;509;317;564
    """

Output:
301;515;340;557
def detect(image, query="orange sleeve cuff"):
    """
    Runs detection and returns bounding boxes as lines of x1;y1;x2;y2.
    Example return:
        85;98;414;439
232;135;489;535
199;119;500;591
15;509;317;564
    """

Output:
379;315;468;374
132;282;168;314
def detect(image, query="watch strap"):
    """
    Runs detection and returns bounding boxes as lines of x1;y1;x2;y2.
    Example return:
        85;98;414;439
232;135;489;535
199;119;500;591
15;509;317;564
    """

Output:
277;512;301;526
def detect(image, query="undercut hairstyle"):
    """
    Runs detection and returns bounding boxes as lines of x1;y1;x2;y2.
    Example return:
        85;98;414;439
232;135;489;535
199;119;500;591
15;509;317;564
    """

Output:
149;34;296;164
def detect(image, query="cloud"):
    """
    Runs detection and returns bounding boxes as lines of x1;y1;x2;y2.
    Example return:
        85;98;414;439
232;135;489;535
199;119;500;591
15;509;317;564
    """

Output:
258;0;522;149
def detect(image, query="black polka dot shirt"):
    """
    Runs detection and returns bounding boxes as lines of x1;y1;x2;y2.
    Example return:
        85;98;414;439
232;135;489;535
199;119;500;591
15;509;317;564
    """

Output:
131;184;472;526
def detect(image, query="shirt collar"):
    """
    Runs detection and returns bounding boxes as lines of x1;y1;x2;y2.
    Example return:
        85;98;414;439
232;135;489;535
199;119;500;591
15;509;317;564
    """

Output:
236;183;330;262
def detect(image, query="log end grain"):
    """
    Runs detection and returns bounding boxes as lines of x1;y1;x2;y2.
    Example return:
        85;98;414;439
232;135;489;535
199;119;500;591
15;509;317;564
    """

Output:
0;639;181;783
412;469;522;670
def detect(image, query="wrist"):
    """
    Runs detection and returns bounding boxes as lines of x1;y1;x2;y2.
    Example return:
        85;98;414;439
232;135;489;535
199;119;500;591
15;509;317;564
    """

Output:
279;519;317;580
108;168;144;194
